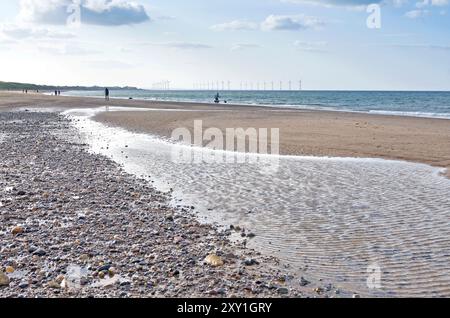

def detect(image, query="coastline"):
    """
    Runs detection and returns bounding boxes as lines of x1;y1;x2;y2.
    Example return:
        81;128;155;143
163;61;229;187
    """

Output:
1;92;450;297
1;91;449;178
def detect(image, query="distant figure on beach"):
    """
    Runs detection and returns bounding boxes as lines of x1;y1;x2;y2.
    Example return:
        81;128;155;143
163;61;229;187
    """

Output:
214;93;220;104
58;90;61;96
55;90;58;96
105;88;110;101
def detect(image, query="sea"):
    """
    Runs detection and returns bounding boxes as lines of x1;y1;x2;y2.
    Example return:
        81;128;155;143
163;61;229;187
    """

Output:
63;90;450;119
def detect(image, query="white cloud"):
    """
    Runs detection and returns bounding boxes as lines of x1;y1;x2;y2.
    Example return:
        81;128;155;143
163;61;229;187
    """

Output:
38;43;98;55
416;0;448;8
230;43;261;51
392;0;410;7
19;0;150;26
386;43;450;50
210;20;258;31
261;14;324;31
280;0;383;9
87;59;135;69
429;0;449;6
0;23;75;40
145;42;213;50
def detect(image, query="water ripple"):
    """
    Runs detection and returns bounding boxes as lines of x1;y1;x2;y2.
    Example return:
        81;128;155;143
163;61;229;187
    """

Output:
65;108;450;297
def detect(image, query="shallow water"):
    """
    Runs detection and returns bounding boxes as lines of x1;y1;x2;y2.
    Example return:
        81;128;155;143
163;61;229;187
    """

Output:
64;107;450;297
64;90;450;120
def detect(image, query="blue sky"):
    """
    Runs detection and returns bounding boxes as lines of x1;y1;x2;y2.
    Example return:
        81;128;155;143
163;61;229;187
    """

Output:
0;0;449;90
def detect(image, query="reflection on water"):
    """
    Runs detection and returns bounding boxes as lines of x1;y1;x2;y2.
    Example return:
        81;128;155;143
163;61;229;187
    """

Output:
64;108;450;297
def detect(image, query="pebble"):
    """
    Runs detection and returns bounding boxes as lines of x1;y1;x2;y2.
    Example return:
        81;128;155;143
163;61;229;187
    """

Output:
277;287;289;295
204;254;224;267
108;267;116;277
18;282;29;289
299;277;310;287
47;281;61;289
11;226;24;235
0;272;10;287
33;249;47;257
243;259;259;266
5;266;15;274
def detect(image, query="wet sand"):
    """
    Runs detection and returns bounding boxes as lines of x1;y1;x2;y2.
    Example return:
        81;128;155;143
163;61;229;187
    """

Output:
1;91;449;178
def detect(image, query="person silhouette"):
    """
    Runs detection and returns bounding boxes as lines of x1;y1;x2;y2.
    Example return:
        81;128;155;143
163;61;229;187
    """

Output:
105;88;110;101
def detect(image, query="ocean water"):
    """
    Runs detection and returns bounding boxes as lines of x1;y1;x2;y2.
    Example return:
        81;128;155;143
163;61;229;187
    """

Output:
63;90;450;119
63;107;450;298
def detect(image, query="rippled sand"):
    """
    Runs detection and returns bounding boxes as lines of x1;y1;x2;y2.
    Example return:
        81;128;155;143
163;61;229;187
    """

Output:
65;108;450;297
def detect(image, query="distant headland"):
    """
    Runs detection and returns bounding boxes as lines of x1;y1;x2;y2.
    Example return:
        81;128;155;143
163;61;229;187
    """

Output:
0;81;139;92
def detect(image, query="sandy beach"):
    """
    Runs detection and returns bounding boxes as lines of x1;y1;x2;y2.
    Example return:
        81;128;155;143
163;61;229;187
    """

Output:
1;92;450;298
1;92;448;178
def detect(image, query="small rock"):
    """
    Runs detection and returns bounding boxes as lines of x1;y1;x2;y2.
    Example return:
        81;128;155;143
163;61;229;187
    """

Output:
173;236;183;244
5;266;15;274
299;277;310;287
204;254;224;267
98;271;106;279
18;282;29;289
12;226;24;235
352;293;361;298
33;249;47;257
108;267;116;277
60;279;69;289
98;264;112;272
55;275;65;284
242;259;259;266
314;287;324;294
0;272;10;287
277;287;289;295
47;281;61;289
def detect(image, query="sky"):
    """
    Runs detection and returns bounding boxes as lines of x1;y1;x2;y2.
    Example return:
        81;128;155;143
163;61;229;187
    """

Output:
0;0;449;90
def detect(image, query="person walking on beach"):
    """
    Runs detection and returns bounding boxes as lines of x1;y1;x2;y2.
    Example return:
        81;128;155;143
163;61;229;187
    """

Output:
105;88;110;101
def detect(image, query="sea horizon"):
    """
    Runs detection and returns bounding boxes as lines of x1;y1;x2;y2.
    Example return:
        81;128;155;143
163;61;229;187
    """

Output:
63;89;450;120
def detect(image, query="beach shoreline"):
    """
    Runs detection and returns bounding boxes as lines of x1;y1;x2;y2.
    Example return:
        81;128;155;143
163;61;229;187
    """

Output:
1;91;449;178
1;110;344;298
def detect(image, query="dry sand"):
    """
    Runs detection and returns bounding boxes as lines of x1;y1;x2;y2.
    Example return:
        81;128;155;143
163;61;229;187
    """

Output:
1;91;449;178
